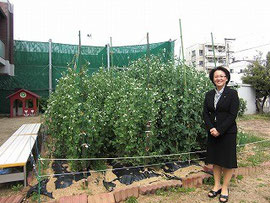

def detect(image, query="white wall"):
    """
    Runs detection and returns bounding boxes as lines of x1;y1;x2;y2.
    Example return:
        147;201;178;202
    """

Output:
229;61;251;84
237;84;256;114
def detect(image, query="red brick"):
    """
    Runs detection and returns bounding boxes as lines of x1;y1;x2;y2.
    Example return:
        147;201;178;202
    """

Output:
182;177;191;188
194;176;203;187
114;189;126;202
160;181;171;190
173;180;182;187
58;193;87;203
0;195;24;203
126;186;139;198
88;192;115;203
149;184;159;194
47;200;57;203
114;186;139;202
203;165;213;173
139;185;149;195
157;182;166;190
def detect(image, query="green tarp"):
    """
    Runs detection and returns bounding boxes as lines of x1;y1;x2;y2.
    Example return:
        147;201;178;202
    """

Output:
0;40;174;114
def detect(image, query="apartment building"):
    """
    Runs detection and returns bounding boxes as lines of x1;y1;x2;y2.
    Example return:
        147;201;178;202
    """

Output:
186;43;227;72
0;0;14;76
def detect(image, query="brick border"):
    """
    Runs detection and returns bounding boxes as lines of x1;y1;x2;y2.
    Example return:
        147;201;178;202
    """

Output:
3;161;270;203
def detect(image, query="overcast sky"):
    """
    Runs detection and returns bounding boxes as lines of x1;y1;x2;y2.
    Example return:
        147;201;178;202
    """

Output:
9;0;270;60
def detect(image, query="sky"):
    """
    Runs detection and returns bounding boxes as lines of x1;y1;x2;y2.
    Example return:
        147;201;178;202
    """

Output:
8;0;270;60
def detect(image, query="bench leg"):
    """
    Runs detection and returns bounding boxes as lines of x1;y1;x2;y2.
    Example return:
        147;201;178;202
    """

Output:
24;165;27;187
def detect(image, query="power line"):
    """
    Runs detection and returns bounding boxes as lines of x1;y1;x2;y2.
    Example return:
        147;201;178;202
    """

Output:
234;43;270;53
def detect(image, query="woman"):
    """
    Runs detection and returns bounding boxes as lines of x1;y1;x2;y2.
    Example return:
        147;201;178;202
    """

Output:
203;66;239;203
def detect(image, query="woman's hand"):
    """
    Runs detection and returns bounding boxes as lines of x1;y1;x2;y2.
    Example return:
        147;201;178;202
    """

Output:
210;128;220;137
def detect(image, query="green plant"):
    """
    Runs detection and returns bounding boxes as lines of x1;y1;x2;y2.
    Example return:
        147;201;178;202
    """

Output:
238;113;270;121
11;183;23;191
155;187;195;196
31;192;39;201
237;175;244;181
238;98;247;117
203;176;214;185
125;196;138;203
237;132;262;147
171;187;195;193
257;183;267;187
247;151;270;166
44;56;212;169
39;96;49;113
155;188;169;196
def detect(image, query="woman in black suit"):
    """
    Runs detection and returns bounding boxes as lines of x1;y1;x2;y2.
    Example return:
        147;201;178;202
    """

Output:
203;66;239;203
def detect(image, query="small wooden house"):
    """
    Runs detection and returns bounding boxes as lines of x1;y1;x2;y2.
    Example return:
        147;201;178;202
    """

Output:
7;89;40;117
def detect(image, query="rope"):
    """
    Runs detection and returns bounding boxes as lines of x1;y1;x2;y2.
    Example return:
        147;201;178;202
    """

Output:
39;139;270;162
237;146;270;155
237;139;270;147
40;150;206;161
39;157;205;178
33;138;270;179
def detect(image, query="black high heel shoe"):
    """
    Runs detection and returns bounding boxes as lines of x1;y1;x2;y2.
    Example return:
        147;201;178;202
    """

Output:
208;188;222;198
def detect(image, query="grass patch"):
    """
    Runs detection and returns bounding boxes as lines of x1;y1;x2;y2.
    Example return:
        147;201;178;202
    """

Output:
203;176;214;186
237;131;270;166
238;113;270;121
246;151;270;166
125;196;138;203
31;192;39;201
155;187;195;196
257;183;267;187
11;183;23;192
237;132;263;147
236;175;244;181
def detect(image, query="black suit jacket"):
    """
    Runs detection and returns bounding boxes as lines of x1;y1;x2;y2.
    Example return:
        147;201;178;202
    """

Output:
203;86;240;135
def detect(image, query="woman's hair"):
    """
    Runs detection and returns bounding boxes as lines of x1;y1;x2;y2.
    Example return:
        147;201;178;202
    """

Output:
209;66;230;85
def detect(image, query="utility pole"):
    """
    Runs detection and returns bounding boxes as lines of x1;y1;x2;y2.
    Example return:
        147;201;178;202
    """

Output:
48;39;52;95
179;19;186;87
224;38;236;68
110;37;113;67
211;32;217;68
179;19;185;64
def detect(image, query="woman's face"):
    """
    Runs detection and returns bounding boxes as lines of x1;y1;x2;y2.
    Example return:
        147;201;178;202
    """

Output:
213;70;228;90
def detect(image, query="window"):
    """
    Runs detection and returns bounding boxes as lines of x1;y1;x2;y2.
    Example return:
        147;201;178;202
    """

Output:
192;50;196;57
199;50;203;56
26;99;34;108
240;69;243;73
230;69;234;73
218;59;224;64
199;61;204;66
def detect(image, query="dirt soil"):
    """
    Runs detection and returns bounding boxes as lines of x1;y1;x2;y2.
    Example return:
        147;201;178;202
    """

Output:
137;119;270;203
238;119;270;139
0;116;41;146
0;117;270;202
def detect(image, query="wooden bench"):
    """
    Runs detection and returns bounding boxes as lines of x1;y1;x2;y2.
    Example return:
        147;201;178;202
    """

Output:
0;123;41;186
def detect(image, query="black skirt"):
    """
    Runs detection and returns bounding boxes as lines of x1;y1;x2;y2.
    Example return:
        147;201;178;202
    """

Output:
206;132;237;169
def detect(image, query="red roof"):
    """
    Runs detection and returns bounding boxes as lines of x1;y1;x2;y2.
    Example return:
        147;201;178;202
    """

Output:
6;89;41;99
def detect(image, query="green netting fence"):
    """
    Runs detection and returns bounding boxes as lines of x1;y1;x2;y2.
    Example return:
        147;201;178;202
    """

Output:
0;40;174;114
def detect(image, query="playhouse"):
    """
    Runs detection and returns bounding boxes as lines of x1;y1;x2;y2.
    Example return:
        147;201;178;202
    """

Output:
7;89;40;117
